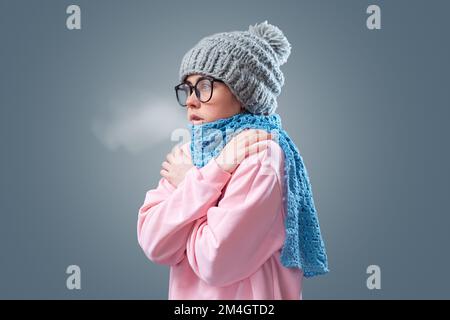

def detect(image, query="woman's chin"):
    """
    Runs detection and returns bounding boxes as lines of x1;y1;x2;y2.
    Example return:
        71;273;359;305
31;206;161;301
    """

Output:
191;119;206;125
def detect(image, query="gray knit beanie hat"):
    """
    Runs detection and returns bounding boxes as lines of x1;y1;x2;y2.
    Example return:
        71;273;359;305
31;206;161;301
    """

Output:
178;21;291;115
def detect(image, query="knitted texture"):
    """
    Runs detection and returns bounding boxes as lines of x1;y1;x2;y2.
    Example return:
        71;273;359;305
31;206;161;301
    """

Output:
179;21;291;115
188;112;329;277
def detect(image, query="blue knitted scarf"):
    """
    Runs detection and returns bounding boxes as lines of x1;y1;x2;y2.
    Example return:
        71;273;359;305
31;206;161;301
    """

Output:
188;112;329;277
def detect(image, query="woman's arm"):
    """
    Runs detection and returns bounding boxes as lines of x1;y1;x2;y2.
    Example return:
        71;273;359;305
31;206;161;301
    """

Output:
137;157;232;266
185;140;286;287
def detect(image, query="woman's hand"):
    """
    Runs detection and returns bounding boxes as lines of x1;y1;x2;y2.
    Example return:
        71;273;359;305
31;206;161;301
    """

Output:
160;144;194;188
215;129;273;174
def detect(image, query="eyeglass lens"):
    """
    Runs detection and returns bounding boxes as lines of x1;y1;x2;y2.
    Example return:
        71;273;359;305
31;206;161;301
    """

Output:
176;78;213;106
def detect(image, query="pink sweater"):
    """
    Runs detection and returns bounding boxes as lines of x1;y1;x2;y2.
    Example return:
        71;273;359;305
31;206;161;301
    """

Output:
137;140;303;299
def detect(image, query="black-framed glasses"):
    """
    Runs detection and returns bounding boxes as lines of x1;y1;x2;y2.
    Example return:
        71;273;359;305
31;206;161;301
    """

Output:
174;76;224;107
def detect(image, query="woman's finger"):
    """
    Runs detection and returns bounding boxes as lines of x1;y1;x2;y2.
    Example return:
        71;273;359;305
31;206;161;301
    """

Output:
234;129;256;141
236;129;271;144
238;131;272;148
236;136;271;161
161;161;170;171
166;152;174;164
180;151;192;165
242;140;269;159
171;144;182;155
231;129;252;142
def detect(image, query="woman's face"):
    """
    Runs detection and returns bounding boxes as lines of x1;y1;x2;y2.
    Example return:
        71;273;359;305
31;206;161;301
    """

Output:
184;74;243;125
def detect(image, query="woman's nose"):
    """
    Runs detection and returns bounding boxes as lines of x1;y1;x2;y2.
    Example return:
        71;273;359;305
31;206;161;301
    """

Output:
186;90;200;108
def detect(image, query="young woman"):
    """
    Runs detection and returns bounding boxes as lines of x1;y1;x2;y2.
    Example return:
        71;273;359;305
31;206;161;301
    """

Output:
137;21;329;300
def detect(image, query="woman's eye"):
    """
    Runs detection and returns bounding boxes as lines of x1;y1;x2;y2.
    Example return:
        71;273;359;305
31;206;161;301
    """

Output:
199;83;211;91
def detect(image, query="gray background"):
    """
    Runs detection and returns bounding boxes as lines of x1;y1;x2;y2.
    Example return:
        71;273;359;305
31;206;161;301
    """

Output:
1;0;449;299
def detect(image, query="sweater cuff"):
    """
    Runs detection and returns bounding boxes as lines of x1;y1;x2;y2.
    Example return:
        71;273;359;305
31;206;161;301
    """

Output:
196;158;231;192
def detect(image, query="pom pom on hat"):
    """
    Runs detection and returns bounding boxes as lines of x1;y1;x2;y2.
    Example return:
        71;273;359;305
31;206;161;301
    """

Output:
248;20;291;65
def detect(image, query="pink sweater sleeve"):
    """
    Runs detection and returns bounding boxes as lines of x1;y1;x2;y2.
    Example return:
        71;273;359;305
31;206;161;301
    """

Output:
137;155;232;265
186;141;286;287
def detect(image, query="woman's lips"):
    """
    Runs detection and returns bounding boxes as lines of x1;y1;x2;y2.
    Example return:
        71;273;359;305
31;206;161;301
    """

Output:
190;114;204;124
